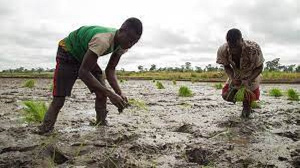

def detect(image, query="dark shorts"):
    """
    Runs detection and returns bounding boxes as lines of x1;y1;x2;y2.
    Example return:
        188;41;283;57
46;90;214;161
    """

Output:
52;46;105;97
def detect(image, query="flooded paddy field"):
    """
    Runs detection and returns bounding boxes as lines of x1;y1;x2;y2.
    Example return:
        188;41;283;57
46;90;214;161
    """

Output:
0;78;299;168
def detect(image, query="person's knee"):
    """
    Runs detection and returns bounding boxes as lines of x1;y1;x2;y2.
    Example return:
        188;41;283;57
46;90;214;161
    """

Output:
52;97;65;109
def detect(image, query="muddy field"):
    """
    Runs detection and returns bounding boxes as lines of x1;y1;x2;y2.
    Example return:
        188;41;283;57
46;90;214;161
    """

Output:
0;78;299;168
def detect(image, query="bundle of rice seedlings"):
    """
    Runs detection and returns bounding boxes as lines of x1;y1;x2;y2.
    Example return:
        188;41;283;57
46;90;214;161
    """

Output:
172;80;177;85
119;79;124;83
128;98;148;110
234;85;254;102
179;86;193;97
152;79;156;83
287;89;299;101
269;88;283;97
23;79;35;88
22;101;48;123
156;81;165;89
213;83;223;89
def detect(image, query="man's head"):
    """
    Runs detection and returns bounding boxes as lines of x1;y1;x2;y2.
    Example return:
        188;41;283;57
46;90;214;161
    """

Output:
116;17;143;49
226;28;243;55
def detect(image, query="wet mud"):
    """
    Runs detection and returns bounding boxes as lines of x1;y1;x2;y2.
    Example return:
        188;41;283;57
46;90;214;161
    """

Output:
0;78;299;167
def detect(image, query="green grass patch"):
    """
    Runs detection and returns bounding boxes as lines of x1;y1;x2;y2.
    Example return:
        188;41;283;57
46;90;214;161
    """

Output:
128;98;148;111
172;80;177;85
22;101;48;123
287;89;299;101
251;101;261;109
191;78;197;84
23;79;35;88
213;83;223;89
269;88;283;97
156;81;165;89
179;86;193;97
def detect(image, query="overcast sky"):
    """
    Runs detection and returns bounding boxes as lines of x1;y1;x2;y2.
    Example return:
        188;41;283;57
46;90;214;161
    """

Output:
0;0;299;71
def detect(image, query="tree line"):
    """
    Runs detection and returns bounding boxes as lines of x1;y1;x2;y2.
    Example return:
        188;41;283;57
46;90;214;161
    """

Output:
137;58;300;73
1;58;299;73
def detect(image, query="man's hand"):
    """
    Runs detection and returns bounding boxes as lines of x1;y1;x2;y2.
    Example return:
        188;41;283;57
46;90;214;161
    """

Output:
108;93;126;110
120;93;128;104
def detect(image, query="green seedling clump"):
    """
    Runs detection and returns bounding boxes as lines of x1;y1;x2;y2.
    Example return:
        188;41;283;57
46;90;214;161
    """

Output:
128;98;148;110
287;89;299;101
23;79;35;88
179;86;193;97
156;81;165;89
172;80;177;85
234;86;254;102
269;88;283;97
119;79;124;83
213;83;223;89
251;101;261;109
22;101;48;123
191;78;196;84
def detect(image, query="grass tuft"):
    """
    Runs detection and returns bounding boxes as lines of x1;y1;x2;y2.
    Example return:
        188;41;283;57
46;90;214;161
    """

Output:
287;89;299;101
172;80;177;85
251;101;261;109
156;81;165;89
22;101;48;123
269;88;283;97
191;78;197;84
23;79;35;88
213;83;223;89
179;86;193;97
128;98;148;110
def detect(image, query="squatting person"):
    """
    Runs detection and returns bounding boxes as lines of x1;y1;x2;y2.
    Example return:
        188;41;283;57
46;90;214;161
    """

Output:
38;18;143;134
216;28;264;118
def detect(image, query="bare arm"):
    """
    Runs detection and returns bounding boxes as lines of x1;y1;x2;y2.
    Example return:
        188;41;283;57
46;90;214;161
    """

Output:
79;49;112;96
105;51;123;95
79;49;125;109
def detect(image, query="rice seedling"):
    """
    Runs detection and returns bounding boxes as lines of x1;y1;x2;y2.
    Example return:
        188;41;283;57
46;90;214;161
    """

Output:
179;86;193;97
213;83;223;89
235;86;246;102
191;78;197;84
269;88;283;97
23;79;35;88
119;79;124;83
128;98;148;111
156;81;165;89
287;89;299;101
22;100;48;123
251;101;261;109
234;86;254;102
172;80;177;85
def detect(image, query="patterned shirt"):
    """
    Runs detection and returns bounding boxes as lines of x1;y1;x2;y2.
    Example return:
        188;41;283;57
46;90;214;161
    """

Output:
216;40;264;90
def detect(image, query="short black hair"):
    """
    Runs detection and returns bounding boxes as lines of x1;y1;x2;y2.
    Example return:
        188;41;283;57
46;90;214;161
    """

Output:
122;17;143;36
226;28;242;45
